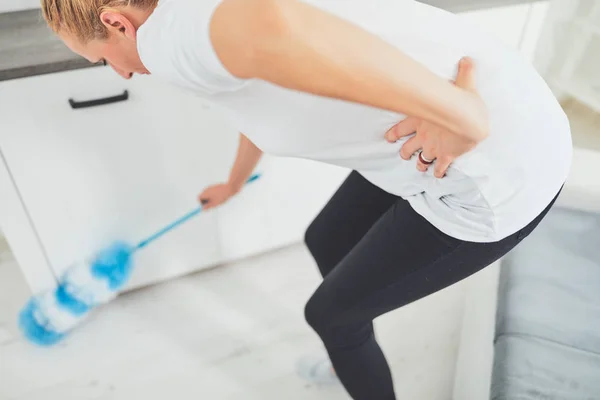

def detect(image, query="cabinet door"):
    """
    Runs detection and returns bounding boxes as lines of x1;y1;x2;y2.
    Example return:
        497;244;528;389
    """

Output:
217;155;348;262
0;67;240;291
259;158;349;252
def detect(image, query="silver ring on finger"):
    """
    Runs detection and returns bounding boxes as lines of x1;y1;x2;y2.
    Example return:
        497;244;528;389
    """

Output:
418;151;435;165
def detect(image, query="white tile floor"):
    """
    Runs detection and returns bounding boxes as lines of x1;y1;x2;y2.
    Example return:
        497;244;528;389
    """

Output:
0;243;467;400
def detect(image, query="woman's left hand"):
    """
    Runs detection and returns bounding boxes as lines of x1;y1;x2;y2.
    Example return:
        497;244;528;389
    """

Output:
384;57;487;178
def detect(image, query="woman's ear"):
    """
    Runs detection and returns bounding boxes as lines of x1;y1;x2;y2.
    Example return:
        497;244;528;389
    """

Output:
100;11;137;40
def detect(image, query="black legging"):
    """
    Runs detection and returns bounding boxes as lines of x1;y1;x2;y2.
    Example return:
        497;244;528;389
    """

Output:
304;171;559;400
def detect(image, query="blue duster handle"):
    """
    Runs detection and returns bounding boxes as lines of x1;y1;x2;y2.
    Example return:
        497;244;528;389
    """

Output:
134;173;260;251
134;208;203;250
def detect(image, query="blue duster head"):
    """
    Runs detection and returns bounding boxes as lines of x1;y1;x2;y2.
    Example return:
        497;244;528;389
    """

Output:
18;241;135;347
90;241;134;291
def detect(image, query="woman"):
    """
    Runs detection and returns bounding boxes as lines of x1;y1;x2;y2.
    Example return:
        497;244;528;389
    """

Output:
42;0;571;398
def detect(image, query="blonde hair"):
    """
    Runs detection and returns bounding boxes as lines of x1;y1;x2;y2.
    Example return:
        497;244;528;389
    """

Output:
41;0;158;42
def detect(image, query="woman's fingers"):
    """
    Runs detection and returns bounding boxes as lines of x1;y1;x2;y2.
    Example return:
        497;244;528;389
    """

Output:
454;57;477;92
399;135;422;160
433;156;452;178
385;117;419;143
416;149;436;172
398;128;455;177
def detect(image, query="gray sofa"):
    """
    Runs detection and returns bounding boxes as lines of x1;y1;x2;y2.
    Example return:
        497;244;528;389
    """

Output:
492;206;600;399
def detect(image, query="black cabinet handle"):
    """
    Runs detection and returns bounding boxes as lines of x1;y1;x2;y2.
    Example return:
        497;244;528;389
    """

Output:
69;90;129;109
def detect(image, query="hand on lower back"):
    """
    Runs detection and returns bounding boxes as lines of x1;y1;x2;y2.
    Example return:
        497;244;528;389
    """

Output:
198;183;237;210
385;57;489;178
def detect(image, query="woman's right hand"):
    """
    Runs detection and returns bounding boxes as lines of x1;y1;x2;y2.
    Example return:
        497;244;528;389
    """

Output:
199;134;263;210
385;57;488;178
198;183;238;210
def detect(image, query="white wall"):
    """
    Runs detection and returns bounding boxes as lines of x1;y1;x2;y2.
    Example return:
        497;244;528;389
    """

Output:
0;0;40;13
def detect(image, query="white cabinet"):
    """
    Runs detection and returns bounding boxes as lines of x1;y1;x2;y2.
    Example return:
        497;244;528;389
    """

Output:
0;67;240;292
534;0;600;112
0;66;348;294
458;1;550;60
459;3;533;49
216;156;348;262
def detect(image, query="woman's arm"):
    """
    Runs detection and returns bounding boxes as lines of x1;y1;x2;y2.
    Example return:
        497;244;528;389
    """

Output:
211;0;489;142
228;133;263;193
198;133;262;209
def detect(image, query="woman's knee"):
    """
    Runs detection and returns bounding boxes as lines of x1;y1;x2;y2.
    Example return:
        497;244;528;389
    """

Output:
305;289;374;348
304;289;332;335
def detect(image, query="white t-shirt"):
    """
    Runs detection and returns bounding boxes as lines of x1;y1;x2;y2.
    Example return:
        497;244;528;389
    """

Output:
137;0;572;242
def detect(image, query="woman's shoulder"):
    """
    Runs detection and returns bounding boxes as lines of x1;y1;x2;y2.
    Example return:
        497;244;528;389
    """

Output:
137;0;248;95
